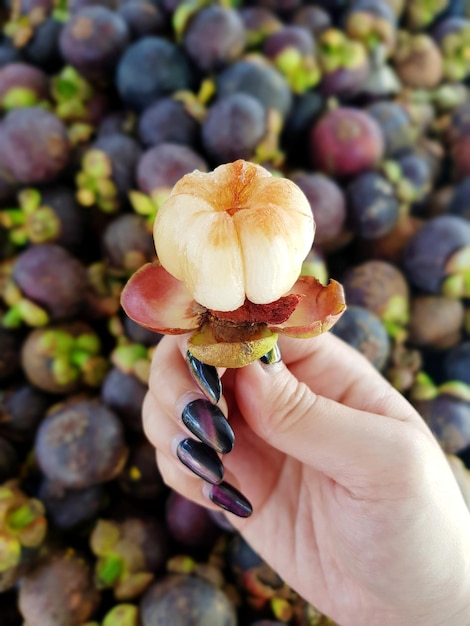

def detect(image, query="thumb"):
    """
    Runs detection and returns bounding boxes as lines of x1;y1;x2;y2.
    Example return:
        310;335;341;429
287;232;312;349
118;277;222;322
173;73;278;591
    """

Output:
234;357;421;483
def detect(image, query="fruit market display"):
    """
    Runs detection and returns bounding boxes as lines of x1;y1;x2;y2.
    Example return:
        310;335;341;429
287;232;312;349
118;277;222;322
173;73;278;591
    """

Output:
0;0;470;624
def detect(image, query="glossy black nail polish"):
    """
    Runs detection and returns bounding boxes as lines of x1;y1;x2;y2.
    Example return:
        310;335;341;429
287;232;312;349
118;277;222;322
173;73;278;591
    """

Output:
177;438;224;484
182;399;234;454
209;481;253;518
260;343;281;364
186;351;221;403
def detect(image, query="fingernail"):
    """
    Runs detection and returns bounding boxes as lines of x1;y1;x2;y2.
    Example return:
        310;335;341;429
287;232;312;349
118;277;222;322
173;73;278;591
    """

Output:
208;481;253;518
182;399;234;454
186;351;222;404
177;438;224;484
260;343;281;364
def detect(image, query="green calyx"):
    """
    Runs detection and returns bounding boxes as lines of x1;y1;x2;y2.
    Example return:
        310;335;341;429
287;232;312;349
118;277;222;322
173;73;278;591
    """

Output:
442;247;470;298
0;534;21;573
52;0;70;22
253;108;285;168
98;553;124;586
0;188;60;246
67;122;95;146
271;597;293;622
173;78;214;122
167;554;197;575
39;329;106;386
129;191;158;226
2;296;49;328
102;605;139;626
410;373;470;403
172;0;231;42
319;29;367;72
382;295;410;338
301;254;329;286
91;519;153;598
76;150;119;213
275;47;320;94
2;87;42;111
346;11;395;53
26;207;61;244
3;14;38;48
410;371;439;401
382;160;427;205
431;83;468;111
81;356;110;387
438;381;470;402
52;65;94;121
111;344;149;379
83;605;139;626
129;187;171;227
441;27;470;82
406;0;447;30
7;503;37;530
442;272;470;298
0;485;47;556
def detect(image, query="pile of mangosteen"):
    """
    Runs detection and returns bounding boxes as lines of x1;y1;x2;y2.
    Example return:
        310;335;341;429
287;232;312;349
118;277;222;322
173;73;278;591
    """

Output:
0;0;470;624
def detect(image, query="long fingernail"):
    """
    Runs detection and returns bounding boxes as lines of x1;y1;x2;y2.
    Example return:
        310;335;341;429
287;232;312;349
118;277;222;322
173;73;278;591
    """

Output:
177;438;224;484
182;399;234;454
186;351;221;403
208;481;253;518
260;343;281;364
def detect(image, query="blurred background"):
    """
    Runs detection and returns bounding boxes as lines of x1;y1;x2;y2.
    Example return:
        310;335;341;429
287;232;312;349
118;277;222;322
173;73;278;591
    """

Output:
0;0;470;624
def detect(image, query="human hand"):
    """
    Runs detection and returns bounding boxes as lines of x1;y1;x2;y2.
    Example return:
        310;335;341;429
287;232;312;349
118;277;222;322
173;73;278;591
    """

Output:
143;332;470;626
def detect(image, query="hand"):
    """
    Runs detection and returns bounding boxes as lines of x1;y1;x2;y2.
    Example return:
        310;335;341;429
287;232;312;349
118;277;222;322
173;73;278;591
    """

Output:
143;332;470;626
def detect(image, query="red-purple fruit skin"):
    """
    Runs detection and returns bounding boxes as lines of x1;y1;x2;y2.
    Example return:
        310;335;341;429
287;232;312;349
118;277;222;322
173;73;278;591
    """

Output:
414;395;470;455
0;384;51;443
101;367;147;433
309;107;384;177
38;479;106;531
140;574;237;626
183;5;246;73
341;260;409;319
18;551;100;626
291;172;346;245
137;142;208;196
165;491;221;551
59;5;130;80
102;213;154;272
117;439;166;501
35;398;128;489
402;215;470;293
12;244;87;321
0;62;50;104
0;108;70;185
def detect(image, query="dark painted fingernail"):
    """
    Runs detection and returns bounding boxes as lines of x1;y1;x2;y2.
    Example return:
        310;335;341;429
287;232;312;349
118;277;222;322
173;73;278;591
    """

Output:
260;343;281;364
209;481;253;518
182;399;234;454
177;438;224;484
186;351;221;403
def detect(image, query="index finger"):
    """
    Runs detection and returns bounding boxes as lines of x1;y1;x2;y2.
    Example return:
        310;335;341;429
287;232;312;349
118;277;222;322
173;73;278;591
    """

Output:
276;332;419;422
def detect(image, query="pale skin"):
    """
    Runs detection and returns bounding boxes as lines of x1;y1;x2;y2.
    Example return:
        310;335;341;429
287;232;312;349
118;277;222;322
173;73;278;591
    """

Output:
143;331;470;626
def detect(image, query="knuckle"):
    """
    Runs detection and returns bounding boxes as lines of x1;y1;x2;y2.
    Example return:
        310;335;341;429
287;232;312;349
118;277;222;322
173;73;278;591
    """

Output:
262;375;315;438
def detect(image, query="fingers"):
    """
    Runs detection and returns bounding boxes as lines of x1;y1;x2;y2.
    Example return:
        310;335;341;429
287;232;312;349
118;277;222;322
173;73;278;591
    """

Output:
143;336;253;518
144;336;232;453
234;356;435;492
157;449;252;520
277;332;421;419
143;391;221;486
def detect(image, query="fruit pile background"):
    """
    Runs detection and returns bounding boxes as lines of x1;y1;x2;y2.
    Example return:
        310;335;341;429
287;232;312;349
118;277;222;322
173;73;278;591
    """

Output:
0;0;470;624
